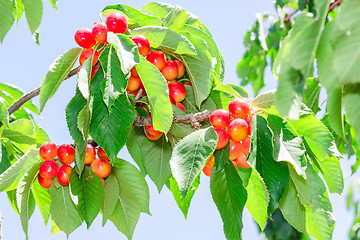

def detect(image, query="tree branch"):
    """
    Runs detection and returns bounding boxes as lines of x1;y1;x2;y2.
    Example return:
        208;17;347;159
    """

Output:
285;10;298;22
328;0;343;13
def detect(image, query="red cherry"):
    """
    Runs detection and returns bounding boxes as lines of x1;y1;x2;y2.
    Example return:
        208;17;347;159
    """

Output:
169;96;176;105
91;65;100;80
85;144;96;165
228;98;250;119
175;60;185;79
210;109;231;129
229;140;242;161
232;160;239;170
39;160;59;179
132;35;151;57
131;66;139;77
39;142;57;160
146;51;166;71
92;22;108;43
144;128;163;140
245;118;252;135
206;155;215;168
214;128;228;150
234;153;250;168
161;60;178;82
240;137;251;155
184;82;192;86
228;119;249;142
97;146;110;161
106;12;128;34
126;75;142;92
79;49;99;66
38;174;53;189
74;28;96;49
145;125;162;136
91;158;112;178
57;144;75;164
175;102;186;111
168;82;186;103
57;165;72;186
203;165;212;177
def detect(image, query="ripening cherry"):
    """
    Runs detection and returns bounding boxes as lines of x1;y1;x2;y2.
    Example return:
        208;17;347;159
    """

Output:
146;51;166;71
132;35;151;57
232;160;239;170
144;128;163;140
175;60;185;79
101;178;105;187
184;82;192;86
39;160;59;179
229;140;242;161
168;82;186;103
245;118;252;136
92;22;108;43
97;146;110;161
240;137;251;155
161;60;178;82
228;98;250;119
57;165;72;186
131;66;139;77
57;144;75;164
38;174;53;189
91;158;112;178
79;48;99;66
126;75;142;92
91;65;100;80
85;144;96;165
210;109;231;129
203;165;212;177
105;12;128;34
74;28;96;49
227;119;249;142
234;153;250;168
128;84;146;97
145;125;162;136
215;128;228;150
39;142;57;160
206;155;215;167
176;102;186;111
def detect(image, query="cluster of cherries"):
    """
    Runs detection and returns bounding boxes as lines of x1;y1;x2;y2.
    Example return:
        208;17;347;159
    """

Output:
203;98;252;177
37;142;111;189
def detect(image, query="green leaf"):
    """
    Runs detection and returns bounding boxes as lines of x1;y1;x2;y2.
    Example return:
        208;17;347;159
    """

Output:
304;77;321;113
69;166;104;228
22;0;43;34
17;162;40;239
288;166;312;206
107;32;140;75
48;0;57;10
126;127;146;175
213;84;247;99
141;2;174;18
210;162;247;240
49;180;83;236
113;159;150;215
34;125;51;147
252;89;276;109
163;6;187;31
77;57;92;100
170;127;217;198
111;168;141;240
135;57;173;133
213;142;230;172
0;0;15;43
131;26;197;56
344;91;360;151
99;45;127;110
0;148;41;191
248;115;289;214
102;172;119;226
0;142;10;174
2;119;36;153
15;0;24;23
167;175;199;219
39;48;82;112
32;179;51;226
50;218;61;235
0;97;9;127
327;87;345;139
210;90;235;110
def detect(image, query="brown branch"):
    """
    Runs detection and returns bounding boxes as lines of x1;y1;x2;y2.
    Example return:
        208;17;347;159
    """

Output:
328;0;343;13
285;10;299;22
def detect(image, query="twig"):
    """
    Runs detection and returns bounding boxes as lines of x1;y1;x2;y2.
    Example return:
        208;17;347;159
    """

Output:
133;88;143;103
285;10;298;22
328;0;343;13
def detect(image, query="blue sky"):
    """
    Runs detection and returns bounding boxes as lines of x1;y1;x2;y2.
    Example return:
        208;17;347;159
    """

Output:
0;0;354;239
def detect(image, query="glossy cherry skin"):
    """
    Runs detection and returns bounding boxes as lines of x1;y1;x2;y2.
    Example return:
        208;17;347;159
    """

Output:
39;160;59;179
203;165;212;177
106;12;128;34
92;22;108;43
227;119;249;142
215;128;229;150
91;158;112;178
144;129;163;140
232;160;239;170
210;109;231;129
132;35;151;57
131;66;139;77
206;155;215;167
146;51;166;71
184;82;192;86
234;153;250;168
175;60;185;79
161;60;178;82
91;65;100;80
176;102;186;111
229;140;242;161
57;144;75;164
228;98;250;119
245;118;252;136
85;144;96;165
97;146;110;161
145;125;162;136
126;75;142;92
74;28;96;49
79;49;99;66
39;142;57;160
240;137;251;155
57;165;72;186
168;82;186;103
38;174;53;189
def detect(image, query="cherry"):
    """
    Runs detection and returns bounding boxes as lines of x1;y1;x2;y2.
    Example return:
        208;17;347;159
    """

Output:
229;140;242;161
97;146;110;161
57;144;75;164
175;60;185;79
57;165;72;186
228;98;250;119
169;96;176;105
126;75;142;92
39;142;57;160
91;158;112;178
145;125;162;136
227;119;249;142
234;153;250;168
146;51;166;71
168;82;186;103
105;12;128;34
91;65;100;80
206;155;215;167
203;155;215;177
232;160;239;170
101;178;105;187
79;48;99;66
85;144;96;165
161;60;178;82
210;109;231;129
132;35;151;57
92;22;108;43
214;128;228;150
131;66;139;77
39;160;59;179
245;118;252;135
203;165;212;177
240;137;251;155
183;82;192;86
144;128;163;140
38;174;54;189
74;28;96;49
128;84;146;97
176;102;186;111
